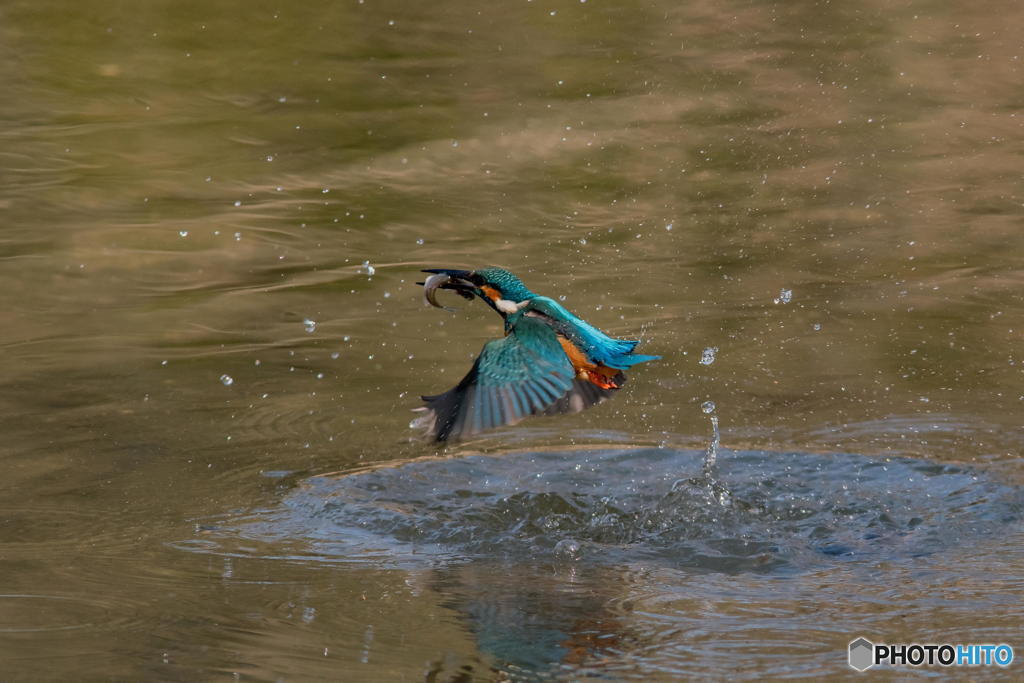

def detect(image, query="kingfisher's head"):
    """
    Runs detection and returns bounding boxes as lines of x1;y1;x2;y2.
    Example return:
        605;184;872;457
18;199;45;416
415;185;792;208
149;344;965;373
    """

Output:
420;267;536;315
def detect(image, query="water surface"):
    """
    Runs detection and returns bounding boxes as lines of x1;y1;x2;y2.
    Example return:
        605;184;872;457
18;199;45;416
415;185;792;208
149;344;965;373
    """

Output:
1;0;1022;679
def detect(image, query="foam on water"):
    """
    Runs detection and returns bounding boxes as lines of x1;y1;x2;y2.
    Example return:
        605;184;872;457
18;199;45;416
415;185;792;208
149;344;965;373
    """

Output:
179;448;1022;573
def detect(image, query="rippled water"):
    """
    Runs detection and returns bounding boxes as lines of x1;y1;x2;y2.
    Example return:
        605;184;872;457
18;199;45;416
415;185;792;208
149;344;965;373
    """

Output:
2;0;1023;679
189;448;1021;570
176;446;1024;677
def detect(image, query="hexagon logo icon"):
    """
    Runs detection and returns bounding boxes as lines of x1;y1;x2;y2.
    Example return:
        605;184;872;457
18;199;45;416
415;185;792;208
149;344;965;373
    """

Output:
849;637;875;671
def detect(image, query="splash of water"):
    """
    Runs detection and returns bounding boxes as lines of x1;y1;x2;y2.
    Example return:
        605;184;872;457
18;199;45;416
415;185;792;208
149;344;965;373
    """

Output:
699;347;718;365
773;288;793;304
666;401;728;509
701;400;720;471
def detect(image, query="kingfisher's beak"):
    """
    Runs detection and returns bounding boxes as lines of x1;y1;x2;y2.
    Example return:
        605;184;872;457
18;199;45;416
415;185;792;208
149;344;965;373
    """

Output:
418;269;481;310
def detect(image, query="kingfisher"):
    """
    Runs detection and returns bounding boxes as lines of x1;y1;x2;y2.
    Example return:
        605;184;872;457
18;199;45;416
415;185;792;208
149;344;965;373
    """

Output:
412;267;659;442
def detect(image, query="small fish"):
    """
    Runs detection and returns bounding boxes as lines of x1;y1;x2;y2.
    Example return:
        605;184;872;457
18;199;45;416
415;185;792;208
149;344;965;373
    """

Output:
421;272;457;312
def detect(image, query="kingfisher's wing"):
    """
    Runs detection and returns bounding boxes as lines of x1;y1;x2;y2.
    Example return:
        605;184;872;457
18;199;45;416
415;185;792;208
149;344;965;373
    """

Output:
413;316;613;442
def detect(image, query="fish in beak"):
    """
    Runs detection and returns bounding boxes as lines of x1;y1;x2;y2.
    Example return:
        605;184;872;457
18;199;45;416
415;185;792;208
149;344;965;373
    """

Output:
419;269;481;311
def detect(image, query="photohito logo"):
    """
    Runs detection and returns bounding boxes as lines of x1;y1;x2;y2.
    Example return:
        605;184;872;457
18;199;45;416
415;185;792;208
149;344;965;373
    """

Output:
848;638;1014;671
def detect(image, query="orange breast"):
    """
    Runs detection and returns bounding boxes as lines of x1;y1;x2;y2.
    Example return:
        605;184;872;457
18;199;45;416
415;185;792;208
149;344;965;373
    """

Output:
557;336;621;390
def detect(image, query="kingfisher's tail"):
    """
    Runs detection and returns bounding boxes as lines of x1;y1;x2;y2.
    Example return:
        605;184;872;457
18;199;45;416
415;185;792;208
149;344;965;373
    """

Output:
600;336;660;369
613;353;661;368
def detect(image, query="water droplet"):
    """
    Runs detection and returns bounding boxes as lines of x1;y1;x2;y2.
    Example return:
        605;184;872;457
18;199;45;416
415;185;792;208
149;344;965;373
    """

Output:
813;323;822;331
233;232;241;240
361;260;376;276
160;360;168;366
330;351;340;359
316;372;324;380
254;359;261;366
665;223;673;231
220;374;234;386
178;230;188;237
233;200;241;207
553;538;582;560
303;319;317;333
416;238;424;245
773;288;793;304
701;401;716;414
699;347;718;365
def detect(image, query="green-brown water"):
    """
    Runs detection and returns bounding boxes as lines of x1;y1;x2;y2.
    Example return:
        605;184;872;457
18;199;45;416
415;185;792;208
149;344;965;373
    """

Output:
2;0;1022;679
